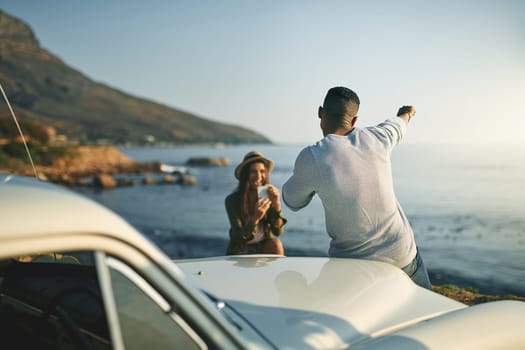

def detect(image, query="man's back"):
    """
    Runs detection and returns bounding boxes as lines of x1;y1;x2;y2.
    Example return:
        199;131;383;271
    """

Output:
283;117;416;267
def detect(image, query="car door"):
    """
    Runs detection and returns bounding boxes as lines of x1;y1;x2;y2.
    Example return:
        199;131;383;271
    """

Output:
0;236;250;350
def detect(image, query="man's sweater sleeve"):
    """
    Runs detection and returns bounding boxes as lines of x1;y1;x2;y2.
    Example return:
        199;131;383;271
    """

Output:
368;117;407;150
282;147;317;211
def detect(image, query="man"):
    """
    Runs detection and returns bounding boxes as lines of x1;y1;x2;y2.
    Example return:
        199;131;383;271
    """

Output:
282;86;431;289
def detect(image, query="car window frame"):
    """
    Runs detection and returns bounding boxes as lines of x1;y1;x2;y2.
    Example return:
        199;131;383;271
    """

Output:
0;232;249;349
101;254;208;349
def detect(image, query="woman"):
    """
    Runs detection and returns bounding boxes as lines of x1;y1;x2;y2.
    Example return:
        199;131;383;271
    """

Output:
225;151;286;255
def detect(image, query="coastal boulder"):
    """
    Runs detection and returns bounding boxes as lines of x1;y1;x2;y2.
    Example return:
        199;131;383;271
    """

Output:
186;157;230;167
179;175;197;185
161;175;177;184
93;174;117;189
142;176;156;185
117;177;138;187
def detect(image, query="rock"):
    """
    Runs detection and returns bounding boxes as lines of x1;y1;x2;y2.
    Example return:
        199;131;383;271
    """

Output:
186;157;230;167
76;177;93;187
93;174;117;189
117;177;138;187
55;146;139;174
179;175;197;185
142;176;156;185
161;175;177;184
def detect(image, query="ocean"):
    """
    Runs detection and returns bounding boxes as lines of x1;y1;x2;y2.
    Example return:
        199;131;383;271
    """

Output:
74;143;525;296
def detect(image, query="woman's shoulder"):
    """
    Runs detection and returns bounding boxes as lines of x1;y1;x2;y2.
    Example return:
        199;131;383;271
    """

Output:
225;190;241;204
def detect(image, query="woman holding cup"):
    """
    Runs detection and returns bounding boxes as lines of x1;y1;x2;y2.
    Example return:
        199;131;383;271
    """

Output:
225;151;286;255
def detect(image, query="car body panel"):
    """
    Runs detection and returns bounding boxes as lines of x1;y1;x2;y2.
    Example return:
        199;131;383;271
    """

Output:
1;173;142;239
1;173;524;349
176;256;466;349
349;300;525;350
0;174;249;349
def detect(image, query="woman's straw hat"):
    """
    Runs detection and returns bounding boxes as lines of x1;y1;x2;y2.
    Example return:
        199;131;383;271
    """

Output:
234;151;274;179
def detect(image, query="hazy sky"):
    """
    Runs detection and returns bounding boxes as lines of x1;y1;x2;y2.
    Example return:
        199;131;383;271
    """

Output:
2;1;524;145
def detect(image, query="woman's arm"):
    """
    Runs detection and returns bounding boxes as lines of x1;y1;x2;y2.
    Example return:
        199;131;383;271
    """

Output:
266;184;286;236
267;206;287;236
225;192;256;243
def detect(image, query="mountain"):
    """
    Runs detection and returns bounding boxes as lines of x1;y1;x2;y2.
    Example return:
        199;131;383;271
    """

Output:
0;10;271;145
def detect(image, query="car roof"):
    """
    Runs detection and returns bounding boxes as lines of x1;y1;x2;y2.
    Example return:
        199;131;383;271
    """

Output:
0;173;140;240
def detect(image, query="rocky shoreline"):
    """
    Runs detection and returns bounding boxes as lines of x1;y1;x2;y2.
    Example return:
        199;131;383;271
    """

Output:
10;145;231;189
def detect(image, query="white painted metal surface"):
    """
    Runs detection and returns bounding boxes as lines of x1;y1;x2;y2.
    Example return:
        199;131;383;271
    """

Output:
1;173;524;349
176;256;465;349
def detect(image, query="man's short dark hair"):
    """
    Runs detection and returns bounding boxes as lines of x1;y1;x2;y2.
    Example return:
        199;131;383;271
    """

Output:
323;86;360;121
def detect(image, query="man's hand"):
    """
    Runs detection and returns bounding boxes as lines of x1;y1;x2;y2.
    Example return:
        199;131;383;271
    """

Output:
397;105;416;117
397;105;416;125
267;184;282;212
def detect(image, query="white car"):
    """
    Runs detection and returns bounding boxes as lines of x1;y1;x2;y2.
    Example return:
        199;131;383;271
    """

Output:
1;173;524;349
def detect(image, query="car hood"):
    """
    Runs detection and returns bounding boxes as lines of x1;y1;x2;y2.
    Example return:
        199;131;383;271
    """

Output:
176;255;465;349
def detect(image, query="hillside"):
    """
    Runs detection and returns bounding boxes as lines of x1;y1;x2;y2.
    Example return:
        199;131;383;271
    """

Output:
0;10;270;145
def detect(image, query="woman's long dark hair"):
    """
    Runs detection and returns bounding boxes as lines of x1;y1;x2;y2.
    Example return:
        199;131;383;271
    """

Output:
237;160;270;223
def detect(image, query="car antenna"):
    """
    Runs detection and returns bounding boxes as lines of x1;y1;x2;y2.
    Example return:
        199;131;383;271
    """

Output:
0;82;40;179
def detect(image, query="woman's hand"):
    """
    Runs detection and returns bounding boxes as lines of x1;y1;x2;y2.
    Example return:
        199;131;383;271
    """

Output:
267;184;282;212
252;198;272;225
